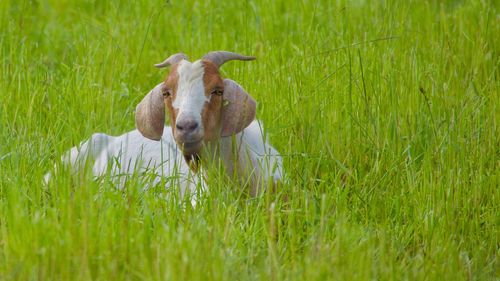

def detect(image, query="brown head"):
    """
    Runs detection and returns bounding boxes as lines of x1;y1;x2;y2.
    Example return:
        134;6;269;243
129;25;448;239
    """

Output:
135;51;257;160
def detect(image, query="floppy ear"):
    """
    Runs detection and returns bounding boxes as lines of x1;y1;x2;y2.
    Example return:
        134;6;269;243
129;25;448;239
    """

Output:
135;83;165;141
221;79;256;137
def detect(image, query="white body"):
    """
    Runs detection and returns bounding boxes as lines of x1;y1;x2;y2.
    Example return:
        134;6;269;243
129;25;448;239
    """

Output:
46;120;284;202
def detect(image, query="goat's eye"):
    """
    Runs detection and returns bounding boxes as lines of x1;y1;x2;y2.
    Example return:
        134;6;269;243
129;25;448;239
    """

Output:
210;89;223;96
163;89;172;97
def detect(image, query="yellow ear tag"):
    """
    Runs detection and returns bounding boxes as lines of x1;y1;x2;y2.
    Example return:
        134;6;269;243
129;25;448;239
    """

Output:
223;99;230;107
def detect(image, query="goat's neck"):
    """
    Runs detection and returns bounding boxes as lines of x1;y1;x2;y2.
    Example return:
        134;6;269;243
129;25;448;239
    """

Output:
188;133;261;196
187;134;244;178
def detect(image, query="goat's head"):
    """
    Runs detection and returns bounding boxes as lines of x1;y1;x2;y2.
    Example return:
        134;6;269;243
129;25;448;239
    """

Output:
135;51;257;160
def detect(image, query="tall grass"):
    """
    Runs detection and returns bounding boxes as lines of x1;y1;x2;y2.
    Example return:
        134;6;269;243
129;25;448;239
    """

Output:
0;0;498;280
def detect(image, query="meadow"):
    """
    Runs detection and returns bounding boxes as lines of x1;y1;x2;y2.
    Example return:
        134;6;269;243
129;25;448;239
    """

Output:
0;0;499;280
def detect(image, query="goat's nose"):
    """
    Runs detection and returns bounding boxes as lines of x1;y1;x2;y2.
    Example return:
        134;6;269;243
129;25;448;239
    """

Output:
176;119;199;132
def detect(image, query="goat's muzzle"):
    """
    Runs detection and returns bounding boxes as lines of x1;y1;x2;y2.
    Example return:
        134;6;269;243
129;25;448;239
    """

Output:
179;140;203;155
174;117;204;155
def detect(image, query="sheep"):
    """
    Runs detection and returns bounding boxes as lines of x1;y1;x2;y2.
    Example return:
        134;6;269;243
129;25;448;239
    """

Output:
46;51;284;203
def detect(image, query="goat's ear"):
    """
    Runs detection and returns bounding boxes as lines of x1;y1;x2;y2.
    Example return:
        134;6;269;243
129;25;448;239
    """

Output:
135;83;165;141
221;79;256;137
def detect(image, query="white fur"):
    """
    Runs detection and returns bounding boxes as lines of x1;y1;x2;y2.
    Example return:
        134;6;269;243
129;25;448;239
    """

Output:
45;120;284;203
217;120;284;195
44;128;205;205
174;60;209;127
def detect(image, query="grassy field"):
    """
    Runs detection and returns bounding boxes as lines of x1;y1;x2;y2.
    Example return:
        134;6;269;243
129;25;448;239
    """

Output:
1;0;499;280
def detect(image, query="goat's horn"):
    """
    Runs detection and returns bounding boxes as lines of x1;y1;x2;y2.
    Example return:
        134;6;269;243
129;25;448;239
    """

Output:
202;51;255;68
154;53;188;68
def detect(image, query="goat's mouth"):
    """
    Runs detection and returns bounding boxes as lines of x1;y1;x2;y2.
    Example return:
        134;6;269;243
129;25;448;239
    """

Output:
178;140;203;155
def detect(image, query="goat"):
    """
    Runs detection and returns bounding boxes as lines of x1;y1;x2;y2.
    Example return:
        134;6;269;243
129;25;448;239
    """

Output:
46;51;284;203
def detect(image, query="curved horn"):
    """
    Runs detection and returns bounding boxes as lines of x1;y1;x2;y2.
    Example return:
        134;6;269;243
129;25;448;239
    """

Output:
154;53;188;68
202;51;255;68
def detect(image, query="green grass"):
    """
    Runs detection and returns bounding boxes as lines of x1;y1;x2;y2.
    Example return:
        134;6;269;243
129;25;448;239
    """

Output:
1;0;499;280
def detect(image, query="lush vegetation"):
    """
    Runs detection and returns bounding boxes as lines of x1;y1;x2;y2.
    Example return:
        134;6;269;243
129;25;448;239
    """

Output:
1;0;498;280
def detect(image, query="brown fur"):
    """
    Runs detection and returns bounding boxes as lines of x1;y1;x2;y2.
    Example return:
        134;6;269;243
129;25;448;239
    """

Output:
200;60;224;142
163;64;179;136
